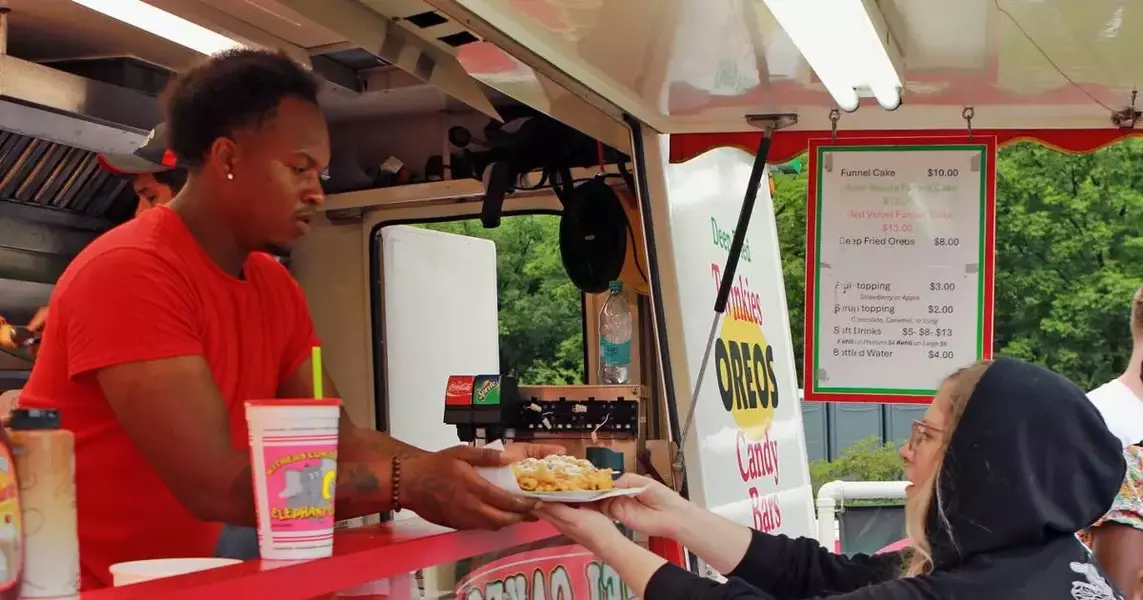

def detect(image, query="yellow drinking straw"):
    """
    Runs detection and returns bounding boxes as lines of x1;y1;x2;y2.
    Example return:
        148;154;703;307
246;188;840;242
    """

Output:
312;346;323;399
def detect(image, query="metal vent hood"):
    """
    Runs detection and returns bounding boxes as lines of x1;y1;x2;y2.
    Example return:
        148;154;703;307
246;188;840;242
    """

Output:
0;9;155;287
0;10;155;156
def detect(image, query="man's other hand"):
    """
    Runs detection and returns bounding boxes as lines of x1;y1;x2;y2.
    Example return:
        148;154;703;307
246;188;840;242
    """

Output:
26;306;49;333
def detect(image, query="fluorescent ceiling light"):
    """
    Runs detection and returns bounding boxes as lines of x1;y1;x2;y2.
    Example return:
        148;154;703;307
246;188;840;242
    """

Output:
761;0;904;112
70;0;244;56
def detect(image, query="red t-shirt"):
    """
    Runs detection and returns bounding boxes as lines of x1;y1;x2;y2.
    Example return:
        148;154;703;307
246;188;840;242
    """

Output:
19;206;319;589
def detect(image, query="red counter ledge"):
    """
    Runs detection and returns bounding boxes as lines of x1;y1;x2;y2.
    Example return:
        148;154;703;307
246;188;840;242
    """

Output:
82;519;561;599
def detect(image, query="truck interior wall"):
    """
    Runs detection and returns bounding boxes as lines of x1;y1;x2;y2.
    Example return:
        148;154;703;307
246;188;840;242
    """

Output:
326;111;494;187
291;189;563;434
0;353;29;372
289;219;373;428
294;111;495;429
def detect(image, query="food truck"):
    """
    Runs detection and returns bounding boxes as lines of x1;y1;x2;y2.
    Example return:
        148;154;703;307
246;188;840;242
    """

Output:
0;0;1137;598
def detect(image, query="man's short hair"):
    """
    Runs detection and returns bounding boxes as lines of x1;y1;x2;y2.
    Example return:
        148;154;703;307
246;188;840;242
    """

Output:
164;49;320;169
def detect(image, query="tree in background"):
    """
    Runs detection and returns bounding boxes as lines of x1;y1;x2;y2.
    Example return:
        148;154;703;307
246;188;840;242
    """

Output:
809;436;903;499
421;216;585;384
773;167;809;381
991;142;1143;389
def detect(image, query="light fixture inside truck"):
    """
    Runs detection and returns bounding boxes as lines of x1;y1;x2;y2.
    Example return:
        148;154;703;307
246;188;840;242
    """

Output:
761;0;904;112
70;0;243;56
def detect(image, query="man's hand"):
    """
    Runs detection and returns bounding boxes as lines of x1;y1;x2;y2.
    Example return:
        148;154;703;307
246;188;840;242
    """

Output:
398;442;564;530
1;307;47;353
26;306;49;333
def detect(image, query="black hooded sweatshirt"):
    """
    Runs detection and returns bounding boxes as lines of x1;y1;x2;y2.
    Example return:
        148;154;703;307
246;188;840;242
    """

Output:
646;357;1127;599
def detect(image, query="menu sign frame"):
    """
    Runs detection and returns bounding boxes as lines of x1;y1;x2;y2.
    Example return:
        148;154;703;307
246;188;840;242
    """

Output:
803;136;997;404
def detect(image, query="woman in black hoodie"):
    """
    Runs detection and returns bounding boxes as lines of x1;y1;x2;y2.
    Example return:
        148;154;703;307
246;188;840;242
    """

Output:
537;357;1127;599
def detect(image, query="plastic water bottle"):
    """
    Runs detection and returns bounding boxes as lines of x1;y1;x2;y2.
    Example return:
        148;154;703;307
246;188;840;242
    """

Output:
599;281;632;384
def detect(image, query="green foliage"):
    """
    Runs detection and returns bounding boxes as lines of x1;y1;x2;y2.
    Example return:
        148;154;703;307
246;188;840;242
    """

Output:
419;216;585;385
808;436;903;497
990;142;1143;389
772;170;809;382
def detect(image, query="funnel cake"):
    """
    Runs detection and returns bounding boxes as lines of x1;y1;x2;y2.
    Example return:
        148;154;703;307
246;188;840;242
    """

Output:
511;455;615;493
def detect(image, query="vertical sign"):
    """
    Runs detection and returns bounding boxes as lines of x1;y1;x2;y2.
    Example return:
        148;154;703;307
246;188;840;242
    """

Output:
666;147;815;538
804;137;997;403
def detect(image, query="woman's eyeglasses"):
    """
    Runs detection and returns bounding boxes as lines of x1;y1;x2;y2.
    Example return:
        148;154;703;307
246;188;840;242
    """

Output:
907;420;945;452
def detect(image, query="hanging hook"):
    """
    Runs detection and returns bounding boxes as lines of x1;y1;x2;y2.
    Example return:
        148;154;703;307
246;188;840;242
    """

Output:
962;107;975;141
829;108;840;143
1111;88;1141;129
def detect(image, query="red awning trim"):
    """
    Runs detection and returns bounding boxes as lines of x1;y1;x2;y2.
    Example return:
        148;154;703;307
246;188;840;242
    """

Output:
670;129;1143;164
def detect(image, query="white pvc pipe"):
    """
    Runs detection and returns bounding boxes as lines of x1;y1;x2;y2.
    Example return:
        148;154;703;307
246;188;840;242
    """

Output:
815;480;908;550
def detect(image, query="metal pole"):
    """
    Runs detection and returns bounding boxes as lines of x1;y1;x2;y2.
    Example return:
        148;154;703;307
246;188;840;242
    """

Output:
673;124;775;471
0;6;10;57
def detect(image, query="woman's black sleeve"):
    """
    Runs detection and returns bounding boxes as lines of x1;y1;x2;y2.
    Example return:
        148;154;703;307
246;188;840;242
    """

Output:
645;562;931;600
722;530;902;597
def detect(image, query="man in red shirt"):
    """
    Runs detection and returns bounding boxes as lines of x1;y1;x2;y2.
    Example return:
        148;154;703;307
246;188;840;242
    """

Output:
20;49;556;589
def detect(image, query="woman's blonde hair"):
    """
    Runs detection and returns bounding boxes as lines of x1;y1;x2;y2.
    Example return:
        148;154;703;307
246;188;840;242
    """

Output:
902;359;993;577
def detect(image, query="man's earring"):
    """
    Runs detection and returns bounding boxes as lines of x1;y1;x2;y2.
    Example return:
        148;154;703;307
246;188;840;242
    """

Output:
226;173;234;181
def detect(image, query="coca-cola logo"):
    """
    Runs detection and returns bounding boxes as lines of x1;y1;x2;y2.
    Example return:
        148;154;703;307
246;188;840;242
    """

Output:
447;379;473;396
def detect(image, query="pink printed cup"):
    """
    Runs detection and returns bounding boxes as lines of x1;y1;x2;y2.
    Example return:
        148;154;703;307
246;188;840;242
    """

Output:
245;398;341;560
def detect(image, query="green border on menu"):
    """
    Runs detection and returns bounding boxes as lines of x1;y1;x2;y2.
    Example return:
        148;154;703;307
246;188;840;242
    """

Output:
811;144;988;396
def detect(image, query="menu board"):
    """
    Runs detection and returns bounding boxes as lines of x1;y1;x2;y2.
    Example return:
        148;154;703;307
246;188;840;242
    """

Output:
804;137;996;403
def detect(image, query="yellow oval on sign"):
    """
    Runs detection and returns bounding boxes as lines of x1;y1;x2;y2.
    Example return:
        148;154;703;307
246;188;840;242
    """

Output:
714;314;779;440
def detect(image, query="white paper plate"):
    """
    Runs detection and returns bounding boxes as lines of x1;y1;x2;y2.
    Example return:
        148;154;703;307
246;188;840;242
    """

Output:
519;487;646;503
476;441;647;503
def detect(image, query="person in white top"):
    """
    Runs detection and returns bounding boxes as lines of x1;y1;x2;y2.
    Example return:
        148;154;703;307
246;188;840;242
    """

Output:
1089;285;1143;446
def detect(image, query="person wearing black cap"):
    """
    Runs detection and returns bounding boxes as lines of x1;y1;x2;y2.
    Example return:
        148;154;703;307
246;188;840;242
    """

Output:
96;122;189;217
0;125;189;350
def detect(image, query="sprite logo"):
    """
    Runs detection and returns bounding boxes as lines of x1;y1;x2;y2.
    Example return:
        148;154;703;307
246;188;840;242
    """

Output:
473;375;502;406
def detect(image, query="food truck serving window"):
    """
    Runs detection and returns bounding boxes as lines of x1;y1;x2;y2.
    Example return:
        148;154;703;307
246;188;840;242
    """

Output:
368;213;587;452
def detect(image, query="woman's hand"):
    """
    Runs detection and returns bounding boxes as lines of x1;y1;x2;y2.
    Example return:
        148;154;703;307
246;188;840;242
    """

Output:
603;474;753;576
535;502;630;551
600;474;694;538
535;502;667;598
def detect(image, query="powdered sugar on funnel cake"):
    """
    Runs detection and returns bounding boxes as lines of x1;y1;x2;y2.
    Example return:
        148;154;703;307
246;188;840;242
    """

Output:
512;456;615;493
474;442;646;503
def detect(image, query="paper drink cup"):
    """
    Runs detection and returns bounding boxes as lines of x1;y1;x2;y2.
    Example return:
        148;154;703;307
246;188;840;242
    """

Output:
109;558;241;586
245;399;341;560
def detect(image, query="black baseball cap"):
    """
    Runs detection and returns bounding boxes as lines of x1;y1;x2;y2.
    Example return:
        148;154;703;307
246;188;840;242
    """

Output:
98;122;187;175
